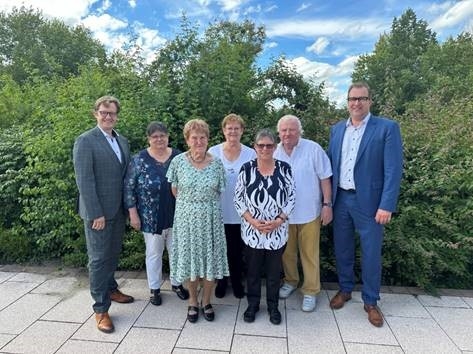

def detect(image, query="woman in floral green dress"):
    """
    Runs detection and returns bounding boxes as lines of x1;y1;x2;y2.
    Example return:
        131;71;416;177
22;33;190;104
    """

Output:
166;119;229;323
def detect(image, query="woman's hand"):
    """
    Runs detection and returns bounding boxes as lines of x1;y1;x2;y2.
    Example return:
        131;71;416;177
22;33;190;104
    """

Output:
128;208;141;231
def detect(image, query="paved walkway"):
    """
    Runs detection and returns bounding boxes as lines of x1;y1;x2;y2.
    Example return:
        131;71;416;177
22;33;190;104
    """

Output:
1;264;473;353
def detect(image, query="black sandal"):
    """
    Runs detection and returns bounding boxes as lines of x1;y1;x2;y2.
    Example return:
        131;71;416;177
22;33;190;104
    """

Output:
201;303;215;322
187;306;199;323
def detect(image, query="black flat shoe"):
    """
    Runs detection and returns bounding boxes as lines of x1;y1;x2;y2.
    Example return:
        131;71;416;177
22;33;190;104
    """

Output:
215;279;227;298
268;308;281;325
172;285;190;300
201;303;215;321
243;305;259;323
150;289;162;306
187;306;199;323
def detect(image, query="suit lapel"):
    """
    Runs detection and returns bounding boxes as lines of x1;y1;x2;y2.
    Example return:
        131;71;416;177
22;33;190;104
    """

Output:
355;117;377;164
92;127;123;166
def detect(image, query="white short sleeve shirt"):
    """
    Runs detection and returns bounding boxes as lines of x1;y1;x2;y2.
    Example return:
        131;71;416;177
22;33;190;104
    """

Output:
274;138;332;224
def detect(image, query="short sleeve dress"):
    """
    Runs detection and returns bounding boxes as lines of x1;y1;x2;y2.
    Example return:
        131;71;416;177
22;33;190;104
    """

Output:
166;153;230;282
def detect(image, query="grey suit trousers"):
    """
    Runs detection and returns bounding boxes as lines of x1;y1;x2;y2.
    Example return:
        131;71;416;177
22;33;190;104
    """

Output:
84;209;126;313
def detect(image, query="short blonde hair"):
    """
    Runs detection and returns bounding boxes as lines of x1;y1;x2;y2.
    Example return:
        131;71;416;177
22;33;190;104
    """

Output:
221;113;245;129
183;119;209;140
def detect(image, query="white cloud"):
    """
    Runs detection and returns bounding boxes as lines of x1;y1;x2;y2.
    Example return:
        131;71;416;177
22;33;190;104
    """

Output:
266;41;278;49
0;0;96;25
265;4;278;12
97;0;112;13
81;14;128;32
296;2;311;13
266;18;387;39
217;0;247;12
244;4;261;15
128;0;137;9
306;37;330;54
287;55;359;107
132;23;167;63
430;0;473;31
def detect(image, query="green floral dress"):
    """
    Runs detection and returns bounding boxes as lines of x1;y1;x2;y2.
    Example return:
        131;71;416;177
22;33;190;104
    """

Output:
166;153;229;282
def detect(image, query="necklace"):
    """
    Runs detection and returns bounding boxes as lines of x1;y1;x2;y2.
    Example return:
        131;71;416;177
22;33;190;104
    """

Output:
189;152;206;163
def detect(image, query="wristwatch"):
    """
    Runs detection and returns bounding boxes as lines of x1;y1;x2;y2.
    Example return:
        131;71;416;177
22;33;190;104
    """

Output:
322;202;332;208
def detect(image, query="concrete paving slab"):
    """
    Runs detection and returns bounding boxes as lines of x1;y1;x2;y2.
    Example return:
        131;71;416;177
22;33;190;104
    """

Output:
231;334;287;354
135;291;188;329
378;293;430;318
177;304;238;351
56;339;117;353
0;334;15;348
333;303;398;346
117;278;151;300
417;294;469;308
345;343;404;353
72;299;148;343
41;288;93;323
115;327;180;354
0;293;61;334
31;276;79;295
1;320;80;353
387;316;461;353
174;348;228;353
7;272;48;283
462;297;473;309
0;281;38;311
426;306;473;351
0;271;16;283
235;302;286;338
287;308;345;353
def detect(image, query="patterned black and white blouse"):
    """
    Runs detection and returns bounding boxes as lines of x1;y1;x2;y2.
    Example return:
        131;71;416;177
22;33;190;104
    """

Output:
234;159;295;250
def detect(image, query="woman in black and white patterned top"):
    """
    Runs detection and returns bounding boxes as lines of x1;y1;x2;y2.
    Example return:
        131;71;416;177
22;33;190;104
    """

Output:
234;128;295;325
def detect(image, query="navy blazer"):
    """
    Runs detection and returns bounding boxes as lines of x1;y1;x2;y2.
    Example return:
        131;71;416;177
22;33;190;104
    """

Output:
327;115;403;216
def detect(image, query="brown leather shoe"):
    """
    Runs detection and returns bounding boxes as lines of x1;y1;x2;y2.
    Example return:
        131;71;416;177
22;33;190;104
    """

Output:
329;291;352;309
364;304;384;327
95;312;114;333
110;289;134;303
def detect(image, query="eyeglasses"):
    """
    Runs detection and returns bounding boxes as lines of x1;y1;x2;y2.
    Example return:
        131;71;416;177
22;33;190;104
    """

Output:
255;143;275;150
149;134;168;140
347;96;370;103
98;111;118;118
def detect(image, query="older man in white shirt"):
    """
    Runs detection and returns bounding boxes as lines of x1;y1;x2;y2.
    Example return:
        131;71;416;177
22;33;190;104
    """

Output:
274;115;333;312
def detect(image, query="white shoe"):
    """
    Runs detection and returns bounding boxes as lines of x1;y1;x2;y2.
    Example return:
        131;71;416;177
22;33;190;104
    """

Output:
279;283;296;299
302;295;316;312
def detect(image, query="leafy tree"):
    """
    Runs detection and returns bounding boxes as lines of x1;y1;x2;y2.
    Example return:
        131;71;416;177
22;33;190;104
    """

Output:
352;9;437;115
0;6;106;84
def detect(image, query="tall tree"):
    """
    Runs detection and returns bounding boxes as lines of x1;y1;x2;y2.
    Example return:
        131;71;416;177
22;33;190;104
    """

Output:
0;6;106;84
352;8;437;115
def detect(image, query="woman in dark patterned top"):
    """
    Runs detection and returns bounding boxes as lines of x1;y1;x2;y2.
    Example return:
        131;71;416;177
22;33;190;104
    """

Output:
124;121;189;306
234;128;295;325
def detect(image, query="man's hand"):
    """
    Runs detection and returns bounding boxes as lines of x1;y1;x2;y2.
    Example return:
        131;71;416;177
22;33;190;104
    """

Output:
375;209;392;225
92;216;106;230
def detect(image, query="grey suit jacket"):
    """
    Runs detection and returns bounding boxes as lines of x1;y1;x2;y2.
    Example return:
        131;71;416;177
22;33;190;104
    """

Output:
73;126;130;221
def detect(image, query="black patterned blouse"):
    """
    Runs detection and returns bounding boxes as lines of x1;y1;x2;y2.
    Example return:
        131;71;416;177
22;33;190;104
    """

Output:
234;159;295;250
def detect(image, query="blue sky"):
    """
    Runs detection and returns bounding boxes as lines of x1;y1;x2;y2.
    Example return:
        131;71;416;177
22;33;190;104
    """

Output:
2;0;472;106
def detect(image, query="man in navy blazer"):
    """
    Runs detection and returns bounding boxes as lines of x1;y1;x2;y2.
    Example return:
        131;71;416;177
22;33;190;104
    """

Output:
327;82;403;327
73;96;134;333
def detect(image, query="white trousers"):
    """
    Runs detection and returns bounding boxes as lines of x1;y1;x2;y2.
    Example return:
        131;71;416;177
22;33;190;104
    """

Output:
143;229;180;290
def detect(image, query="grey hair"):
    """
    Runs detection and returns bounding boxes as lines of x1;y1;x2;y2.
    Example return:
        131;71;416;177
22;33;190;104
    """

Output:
254;128;277;144
277;114;304;135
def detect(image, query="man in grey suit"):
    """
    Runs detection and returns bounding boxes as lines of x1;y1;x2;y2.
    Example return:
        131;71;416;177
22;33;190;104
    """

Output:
73;95;134;333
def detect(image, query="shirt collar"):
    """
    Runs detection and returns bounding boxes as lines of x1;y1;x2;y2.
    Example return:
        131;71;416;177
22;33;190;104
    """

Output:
97;125;119;138
345;112;371;127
